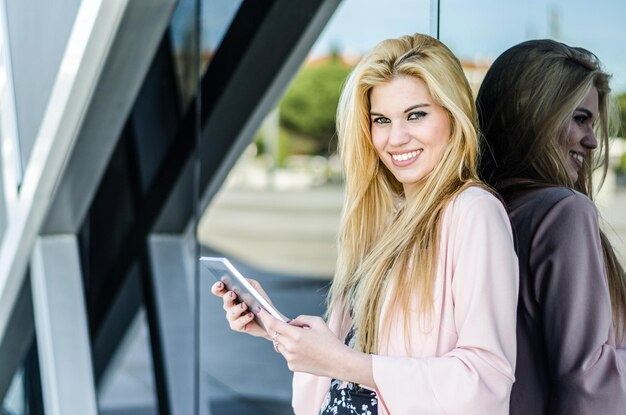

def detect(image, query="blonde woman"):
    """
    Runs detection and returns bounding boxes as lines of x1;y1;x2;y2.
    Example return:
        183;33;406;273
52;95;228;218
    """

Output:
477;39;626;414
213;34;518;414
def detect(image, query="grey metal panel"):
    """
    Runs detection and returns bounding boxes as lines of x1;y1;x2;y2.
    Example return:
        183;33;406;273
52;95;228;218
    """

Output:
42;0;179;234
4;0;81;169
30;235;97;415
147;234;203;415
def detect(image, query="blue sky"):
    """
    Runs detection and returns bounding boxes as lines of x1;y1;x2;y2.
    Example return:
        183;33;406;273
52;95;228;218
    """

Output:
309;0;626;93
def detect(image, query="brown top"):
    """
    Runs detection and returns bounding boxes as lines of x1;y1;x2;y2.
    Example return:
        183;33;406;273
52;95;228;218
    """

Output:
505;186;626;414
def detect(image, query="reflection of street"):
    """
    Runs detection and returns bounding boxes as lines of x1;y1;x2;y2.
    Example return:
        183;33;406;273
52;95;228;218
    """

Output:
198;183;343;279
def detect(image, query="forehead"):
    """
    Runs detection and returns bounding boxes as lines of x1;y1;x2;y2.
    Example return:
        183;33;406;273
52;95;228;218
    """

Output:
578;86;599;113
369;75;434;109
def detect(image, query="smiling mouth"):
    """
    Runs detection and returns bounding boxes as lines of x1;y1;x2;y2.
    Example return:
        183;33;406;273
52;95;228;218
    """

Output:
391;150;422;162
569;151;584;167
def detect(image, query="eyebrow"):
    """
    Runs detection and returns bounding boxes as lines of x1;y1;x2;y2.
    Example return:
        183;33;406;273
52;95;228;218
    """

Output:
403;103;429;113
575;107;593;118
370;103;430;116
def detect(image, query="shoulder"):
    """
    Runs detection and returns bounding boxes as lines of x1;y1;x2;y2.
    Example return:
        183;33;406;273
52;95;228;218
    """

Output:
548;187;596;214
512;186;596;215
536;188;598;239
507;187;601;267
441;185;513;240
446;185;508;219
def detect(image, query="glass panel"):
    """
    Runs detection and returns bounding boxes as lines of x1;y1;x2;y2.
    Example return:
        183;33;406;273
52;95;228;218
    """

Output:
197;1;433;413
169;0;244;108
440;0;626;261
0;2;23;194
3;0;81;179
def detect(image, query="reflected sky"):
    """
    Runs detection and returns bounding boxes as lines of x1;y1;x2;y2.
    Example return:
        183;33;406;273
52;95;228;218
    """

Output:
310;0;626;93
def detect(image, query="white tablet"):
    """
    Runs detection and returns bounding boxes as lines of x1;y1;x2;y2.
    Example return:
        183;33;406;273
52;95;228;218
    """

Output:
200;256;288;325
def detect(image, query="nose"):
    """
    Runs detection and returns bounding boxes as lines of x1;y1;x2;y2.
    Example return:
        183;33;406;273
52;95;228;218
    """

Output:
389;121;411;146
581;128;598;150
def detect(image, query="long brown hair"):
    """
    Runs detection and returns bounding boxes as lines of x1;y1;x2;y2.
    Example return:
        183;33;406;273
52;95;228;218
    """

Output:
328;34;482;353
476;39;626;339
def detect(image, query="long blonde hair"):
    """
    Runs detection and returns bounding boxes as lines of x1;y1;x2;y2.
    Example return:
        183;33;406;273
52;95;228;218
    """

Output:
327;34;483;353
477;39;626;339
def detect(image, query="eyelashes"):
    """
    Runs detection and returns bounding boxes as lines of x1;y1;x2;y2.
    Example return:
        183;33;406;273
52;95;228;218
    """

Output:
371;112;428;125
408;111;427;120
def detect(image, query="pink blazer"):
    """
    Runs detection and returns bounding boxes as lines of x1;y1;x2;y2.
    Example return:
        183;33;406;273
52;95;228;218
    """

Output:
292;186;519;414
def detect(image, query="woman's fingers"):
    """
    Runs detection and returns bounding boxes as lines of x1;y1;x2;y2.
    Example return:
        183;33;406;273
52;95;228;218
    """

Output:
221;290;238;311
210;281;226;297
290;315;321;328
257;307;299;339
211;282;268;339
229;311;256;331
227;302;248;319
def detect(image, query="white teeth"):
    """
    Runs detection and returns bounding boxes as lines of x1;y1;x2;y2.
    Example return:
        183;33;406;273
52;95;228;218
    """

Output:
392;150;421;161
570;151;584;164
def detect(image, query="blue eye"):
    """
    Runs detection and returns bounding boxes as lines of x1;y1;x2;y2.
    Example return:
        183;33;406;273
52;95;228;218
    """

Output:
408;111;427;120
372;117;390;125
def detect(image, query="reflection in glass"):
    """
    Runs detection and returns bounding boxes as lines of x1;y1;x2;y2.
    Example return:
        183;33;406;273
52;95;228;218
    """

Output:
440;0;626;263
169;0;243;108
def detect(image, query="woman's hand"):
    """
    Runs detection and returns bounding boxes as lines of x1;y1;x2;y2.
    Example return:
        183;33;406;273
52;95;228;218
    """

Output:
210;279;270;339
257;309;374;388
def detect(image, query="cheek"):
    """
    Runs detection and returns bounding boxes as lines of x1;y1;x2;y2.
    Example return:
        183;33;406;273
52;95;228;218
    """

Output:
556;124;577;155
431;125;451;154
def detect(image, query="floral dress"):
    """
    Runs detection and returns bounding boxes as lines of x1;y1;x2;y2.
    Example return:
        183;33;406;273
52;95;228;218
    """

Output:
319;330;378;415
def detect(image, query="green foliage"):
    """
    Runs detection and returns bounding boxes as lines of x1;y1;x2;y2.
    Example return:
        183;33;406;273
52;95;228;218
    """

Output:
279;57;352;155
253;131;266;155
618;151;626;174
